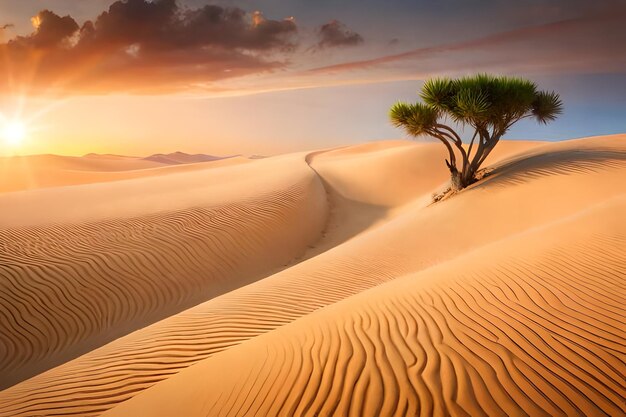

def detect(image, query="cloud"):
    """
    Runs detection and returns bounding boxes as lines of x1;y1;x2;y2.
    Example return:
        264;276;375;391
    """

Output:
0;0;298;94
307;7;626;76
0;23;14;40
21;10;79;48
316;20;363;49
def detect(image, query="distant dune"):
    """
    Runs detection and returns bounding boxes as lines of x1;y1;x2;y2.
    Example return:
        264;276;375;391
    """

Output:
142;151;236;165
0;135;624;417
0;151;249;193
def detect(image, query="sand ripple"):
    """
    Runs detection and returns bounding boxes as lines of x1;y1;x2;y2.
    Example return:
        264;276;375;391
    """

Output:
102;198;626;417
0;136;624;417
0;170;327;389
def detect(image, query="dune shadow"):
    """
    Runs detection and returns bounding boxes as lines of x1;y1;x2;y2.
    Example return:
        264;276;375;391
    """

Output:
474;147;626;189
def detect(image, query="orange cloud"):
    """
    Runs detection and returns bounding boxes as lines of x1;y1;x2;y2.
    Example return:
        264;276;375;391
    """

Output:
0;24;13;43
0;0;298;95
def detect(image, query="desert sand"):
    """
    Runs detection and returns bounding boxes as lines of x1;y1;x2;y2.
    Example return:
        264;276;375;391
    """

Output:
0;135;624;416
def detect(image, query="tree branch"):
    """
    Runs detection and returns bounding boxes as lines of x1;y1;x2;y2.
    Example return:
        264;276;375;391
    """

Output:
429;130;458;173
468;126;490;172
466;129;479;161
433;125;468;172
435;124;463;144
476;134;502;168
504;114;528;131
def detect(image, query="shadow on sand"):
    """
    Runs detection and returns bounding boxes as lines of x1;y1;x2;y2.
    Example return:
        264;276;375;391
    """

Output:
475;147;626;189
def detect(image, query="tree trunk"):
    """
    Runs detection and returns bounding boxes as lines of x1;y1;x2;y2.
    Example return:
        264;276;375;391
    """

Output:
456;133;501;190
450;167;464;191
451;163;477;191
461;166;476;187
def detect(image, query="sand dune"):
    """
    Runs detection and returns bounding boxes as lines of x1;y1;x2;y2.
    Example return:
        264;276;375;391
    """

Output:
142;151;233;165
0;135;624;416
103;196;626;417
0;152;250;193
0;154;327;388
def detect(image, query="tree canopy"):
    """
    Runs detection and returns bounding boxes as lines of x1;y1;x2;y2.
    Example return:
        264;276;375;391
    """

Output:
390;74;563;191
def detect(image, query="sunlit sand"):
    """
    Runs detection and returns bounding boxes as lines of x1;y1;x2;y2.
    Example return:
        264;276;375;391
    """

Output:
0;134;623;416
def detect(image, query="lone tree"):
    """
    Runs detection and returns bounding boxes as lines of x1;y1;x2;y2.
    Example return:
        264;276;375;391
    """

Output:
390;74;563;191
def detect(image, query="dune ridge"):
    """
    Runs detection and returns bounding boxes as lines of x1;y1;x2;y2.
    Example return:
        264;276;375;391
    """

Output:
0;135;624;416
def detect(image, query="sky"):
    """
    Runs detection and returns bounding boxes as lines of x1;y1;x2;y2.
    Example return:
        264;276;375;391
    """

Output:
0;0;624;157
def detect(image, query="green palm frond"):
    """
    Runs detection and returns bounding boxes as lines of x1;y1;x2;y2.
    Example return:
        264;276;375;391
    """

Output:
453;73;495;99
489;76;537;121
532;90;563;124
451;88;490;124
389;102;439;136
389;102;412;128
390;74;562;138
420;78;455;111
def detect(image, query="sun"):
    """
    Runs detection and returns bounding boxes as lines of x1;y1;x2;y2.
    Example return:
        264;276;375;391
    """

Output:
2;121;27;147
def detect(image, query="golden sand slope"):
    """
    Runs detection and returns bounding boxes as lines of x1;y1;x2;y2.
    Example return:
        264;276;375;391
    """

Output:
0;141;454;415
0;154;327;388
104;197;625;417
0;136;624;417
